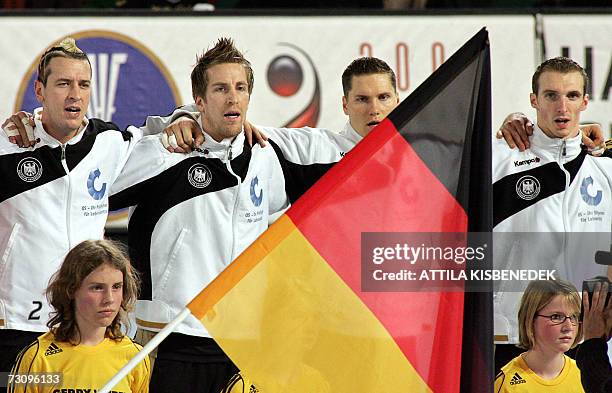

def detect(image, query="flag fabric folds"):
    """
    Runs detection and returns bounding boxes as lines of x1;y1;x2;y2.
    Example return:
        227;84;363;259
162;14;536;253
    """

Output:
188;28;492;392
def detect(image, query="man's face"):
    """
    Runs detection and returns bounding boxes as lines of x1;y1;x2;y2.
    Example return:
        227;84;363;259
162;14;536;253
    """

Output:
35;56;91;141
342;73;399;138
196;63;250;142
530;71;588;139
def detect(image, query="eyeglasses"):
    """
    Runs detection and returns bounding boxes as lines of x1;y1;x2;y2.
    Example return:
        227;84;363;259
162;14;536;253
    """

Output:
536;313;579;325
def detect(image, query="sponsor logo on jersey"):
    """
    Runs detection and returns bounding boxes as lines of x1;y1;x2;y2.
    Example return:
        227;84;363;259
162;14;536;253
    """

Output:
87;168;107;200
45;342;63;356
580;176;603;206
509;372;526;385
250;176;263;207
17;157;43;182
188;164;212;189
516;175;540;201
514;156;540;167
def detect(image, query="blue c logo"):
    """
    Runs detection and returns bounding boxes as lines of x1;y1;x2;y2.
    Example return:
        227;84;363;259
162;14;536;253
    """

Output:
580;176;602;206
87;168;107;200
250;176;263;207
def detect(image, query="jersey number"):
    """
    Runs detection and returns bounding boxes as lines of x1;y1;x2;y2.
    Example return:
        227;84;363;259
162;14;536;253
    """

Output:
28;301;42;320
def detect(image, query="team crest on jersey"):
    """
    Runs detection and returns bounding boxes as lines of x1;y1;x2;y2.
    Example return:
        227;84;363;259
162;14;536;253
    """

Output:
580;176;603;206
516;175;540;201
250;176;263;207
188;164;212;189
87;168;107;200
17;157;43;182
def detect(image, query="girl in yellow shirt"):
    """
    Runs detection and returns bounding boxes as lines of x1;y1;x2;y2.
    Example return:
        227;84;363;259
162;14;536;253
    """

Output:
9;239;150;393
495;279;585;393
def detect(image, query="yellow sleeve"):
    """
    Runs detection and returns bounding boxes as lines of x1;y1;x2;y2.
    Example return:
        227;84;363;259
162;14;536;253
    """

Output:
494;371;507;393
8;341;42;393
129;353;151;393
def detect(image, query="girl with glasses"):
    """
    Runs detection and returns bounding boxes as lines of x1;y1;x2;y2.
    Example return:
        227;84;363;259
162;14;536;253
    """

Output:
495;279;584;392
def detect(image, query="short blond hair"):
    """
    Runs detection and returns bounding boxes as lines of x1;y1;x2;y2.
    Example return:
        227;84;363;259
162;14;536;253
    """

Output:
37;37;91;85
517;279;582;350
190;37;254;101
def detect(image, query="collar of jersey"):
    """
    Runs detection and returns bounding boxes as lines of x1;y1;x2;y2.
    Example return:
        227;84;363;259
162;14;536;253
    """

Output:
531;124;582;161
33;107;89;147
340;121;363;145
197;124;245;159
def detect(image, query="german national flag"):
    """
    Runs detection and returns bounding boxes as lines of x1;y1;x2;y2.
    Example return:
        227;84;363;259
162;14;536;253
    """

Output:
188;28;492;392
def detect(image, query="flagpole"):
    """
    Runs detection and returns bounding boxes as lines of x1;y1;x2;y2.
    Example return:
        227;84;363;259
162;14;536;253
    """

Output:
98;307;192;393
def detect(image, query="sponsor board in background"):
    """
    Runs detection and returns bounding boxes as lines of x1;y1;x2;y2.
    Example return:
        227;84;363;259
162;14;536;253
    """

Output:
14;30;181;229
265;42;322;128
1;16;537;133
542;15;612;137
224;16;535;131
258;38;449;129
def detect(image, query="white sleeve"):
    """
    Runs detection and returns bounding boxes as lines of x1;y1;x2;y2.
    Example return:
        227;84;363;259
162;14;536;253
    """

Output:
492;138;516;183
260;126;353;165
139;103;199;136
109;135;171;202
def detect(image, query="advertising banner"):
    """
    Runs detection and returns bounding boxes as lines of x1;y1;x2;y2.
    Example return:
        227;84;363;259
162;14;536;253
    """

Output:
0;15;534;131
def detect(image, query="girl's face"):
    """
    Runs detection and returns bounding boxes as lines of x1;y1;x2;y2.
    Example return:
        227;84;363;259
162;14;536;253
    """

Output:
73;263;123;334
532;294;579;354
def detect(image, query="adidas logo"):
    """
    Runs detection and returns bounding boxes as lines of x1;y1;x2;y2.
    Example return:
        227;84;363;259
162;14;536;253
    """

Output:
45;343;63;356
509;372;526;385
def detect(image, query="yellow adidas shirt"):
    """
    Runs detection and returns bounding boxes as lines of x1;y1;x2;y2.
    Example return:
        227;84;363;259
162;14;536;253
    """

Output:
9;331;150;393
495;354;585;393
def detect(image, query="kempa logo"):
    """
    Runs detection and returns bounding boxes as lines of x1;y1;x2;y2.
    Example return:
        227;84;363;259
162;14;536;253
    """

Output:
516;175;541;201
509;372;526;385
187;164;212;189
45;342;63;356
17;157;43;182
514;156;540;167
